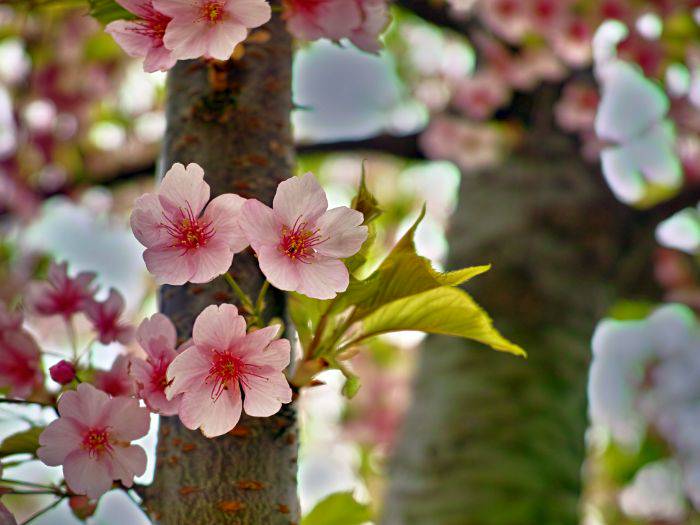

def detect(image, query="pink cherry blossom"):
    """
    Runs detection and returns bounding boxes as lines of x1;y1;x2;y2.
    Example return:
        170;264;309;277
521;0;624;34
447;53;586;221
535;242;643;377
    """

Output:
239;172;368;300
452;70;512;121
25;262;96;320
130;162;249;286
94;355;136;398
555;81;599;133
166;304;292;437
131;313;184;415
477;0;530;44
0;329;43;398
84;289;134;345
105;0;177;73
50;360;76;385
154;0;271;61
283;0;389;53
37;383;150;500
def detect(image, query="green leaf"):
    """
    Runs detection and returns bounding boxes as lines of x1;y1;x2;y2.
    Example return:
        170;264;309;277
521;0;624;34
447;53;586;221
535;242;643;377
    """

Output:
88;0;135;24
357;286;525;356
302;492;372;525
334;207;490;316
288;293;332;349
0;427;44;458
341;373;361;399
351;166;382;225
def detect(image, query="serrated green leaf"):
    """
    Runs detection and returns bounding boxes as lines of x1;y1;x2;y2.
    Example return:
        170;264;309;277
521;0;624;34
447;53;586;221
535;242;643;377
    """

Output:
356;286;525;356
302;492;372;525
352;167;381;225
0;427;44;458
88;0;135;24
334;207;490;316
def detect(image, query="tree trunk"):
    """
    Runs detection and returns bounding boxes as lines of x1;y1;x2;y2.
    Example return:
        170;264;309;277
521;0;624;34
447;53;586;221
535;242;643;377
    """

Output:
141;10;299;525
381;100;658;525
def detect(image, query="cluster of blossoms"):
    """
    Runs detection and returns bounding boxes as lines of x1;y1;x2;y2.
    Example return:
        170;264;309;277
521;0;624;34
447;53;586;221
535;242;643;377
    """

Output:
589;305;700;521
106;0;390;73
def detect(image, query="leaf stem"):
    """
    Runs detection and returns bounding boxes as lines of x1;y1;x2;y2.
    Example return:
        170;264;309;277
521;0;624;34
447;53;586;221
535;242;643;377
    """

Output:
254;280;270;319
223;273;255;313
0;479;58;490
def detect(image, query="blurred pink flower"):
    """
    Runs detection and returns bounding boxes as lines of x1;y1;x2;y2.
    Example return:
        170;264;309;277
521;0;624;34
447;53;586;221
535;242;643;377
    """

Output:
283;0;389;53
37;383;149;499
50;360;76;386
94;355;136;398
84;289;134;345
555;81;599;133
154;0;271;61
550;17;592;66
130;162;248;285
25;262;96;320
452;70;511;120
0;329;43;398
131;313;183;415
477;0;529;43
166;304;292;437
105;0;177;73
239;172;367;300
0;301;22;335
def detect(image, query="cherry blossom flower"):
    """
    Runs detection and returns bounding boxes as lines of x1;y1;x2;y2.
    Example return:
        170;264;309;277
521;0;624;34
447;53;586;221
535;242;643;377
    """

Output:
37;383;149;499
84;289;134;345
94;355;136;398
105;0;176;73
283;0;389;53
49;360;76;385
452;70;511;120
239;172;368;300
25;262;97;320
154;0;271;61
130;162;248;285
477;0;529;44
130;313;184;415
166;304;292;437
554;81;599;133
0;329;43;398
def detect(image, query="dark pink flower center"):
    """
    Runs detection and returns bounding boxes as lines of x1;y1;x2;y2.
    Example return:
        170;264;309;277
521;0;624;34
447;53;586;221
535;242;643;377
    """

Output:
278;217;323;263
161;203;215;252
200;1;225;23
129;5;171;43
82;428;112;458
205;351;241;400
150;357;171;391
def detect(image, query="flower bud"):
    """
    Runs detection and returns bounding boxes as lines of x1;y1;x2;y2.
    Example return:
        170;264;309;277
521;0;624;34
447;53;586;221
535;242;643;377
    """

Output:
49;360;76;385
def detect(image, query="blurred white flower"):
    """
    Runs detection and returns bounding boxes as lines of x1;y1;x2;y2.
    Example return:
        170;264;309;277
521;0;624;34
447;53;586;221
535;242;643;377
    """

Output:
619;460;687;522
656;206;700;254
595;60;681;205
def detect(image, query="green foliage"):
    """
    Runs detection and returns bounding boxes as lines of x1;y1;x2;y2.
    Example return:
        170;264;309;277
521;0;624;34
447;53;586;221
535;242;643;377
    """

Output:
0;427;44;458
88;0;135;24
358;286;525;355
302;492;372;525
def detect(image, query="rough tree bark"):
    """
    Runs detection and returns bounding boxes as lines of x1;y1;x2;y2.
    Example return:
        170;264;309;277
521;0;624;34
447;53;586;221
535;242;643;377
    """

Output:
139;10;299;525
382;89;659;525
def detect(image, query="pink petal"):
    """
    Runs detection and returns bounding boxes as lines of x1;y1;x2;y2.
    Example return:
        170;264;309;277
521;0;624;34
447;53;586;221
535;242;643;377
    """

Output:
239;199;280;249
162;18;210;60
152;0;200;18
296;255;349;299
143;245;194;286
57;384;111;426
199;386;243;437
167;345;214;397
202;193;249;253
235;324;280;358
109;445;147;486
273;172;328;226
136;313;177;359
205;20;247;61
227;0;271;27
315;206;368;258
158;163;210;217
63;449;113;500
130;193;168;248
257;244;301;292
187;238;234;283
242;372;291;417
37;418;82;466
115;0;152;17
192;304;246;351
177;384;212;431
105;20;153;58
245;337;291;370
143;44;177;72
104;397;150;441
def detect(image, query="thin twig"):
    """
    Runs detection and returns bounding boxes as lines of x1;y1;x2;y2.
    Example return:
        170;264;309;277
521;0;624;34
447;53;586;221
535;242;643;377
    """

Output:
20;497;64;525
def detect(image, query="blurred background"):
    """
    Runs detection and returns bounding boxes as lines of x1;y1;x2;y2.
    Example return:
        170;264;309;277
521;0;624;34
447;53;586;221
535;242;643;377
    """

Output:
2;1;700;523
